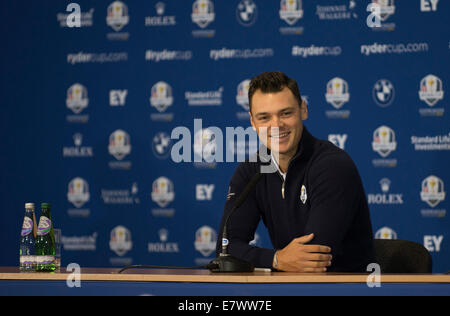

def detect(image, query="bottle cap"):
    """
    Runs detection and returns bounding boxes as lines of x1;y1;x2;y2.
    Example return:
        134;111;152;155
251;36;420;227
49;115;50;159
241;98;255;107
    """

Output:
41;203;51;208
25;203;35;209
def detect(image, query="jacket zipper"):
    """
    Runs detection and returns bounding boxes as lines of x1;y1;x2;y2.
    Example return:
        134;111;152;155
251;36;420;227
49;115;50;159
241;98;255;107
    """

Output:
277;172;286;199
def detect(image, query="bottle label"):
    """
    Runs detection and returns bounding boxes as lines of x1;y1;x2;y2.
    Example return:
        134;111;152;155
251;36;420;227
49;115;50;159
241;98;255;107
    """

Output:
36;256;55;264
20;256;36;265
37;216;52;236
21;217;33;236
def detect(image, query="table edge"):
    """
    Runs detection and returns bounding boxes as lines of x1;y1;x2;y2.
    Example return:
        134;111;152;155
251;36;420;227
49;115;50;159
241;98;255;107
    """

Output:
1;271;449;284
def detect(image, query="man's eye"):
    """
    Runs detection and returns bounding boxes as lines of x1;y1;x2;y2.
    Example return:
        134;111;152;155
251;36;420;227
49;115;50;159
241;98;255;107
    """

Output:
281;111;292;117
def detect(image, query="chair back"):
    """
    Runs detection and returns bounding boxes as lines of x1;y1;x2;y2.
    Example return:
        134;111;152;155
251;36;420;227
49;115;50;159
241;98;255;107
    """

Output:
374;239;432;273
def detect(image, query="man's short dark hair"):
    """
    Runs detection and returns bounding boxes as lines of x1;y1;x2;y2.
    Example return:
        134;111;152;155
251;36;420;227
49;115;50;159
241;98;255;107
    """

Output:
248;72;302;113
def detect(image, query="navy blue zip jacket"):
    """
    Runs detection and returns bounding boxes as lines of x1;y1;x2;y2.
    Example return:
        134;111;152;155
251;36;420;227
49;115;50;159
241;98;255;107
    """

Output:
216;127;376;272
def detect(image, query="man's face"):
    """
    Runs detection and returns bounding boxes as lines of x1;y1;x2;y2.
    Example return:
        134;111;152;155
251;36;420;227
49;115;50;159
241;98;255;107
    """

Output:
249;87;308;159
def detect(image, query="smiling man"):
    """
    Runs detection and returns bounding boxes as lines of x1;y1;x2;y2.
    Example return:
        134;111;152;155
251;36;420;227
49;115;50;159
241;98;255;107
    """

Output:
216;72;375;272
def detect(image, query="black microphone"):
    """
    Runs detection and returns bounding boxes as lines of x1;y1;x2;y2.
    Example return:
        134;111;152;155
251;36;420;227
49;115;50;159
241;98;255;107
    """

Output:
209;172;263;272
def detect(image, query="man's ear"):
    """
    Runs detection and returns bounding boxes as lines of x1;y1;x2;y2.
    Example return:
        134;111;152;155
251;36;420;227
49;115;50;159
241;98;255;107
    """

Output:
300;99;308;120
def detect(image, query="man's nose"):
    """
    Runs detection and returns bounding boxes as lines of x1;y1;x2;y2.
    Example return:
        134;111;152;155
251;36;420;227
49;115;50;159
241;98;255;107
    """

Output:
270;115;281;127
269;119;282;137
270;115;284;128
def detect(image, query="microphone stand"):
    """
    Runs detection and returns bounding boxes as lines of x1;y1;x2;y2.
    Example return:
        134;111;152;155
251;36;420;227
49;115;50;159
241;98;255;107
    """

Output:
209;173;263;273
208;207;255;272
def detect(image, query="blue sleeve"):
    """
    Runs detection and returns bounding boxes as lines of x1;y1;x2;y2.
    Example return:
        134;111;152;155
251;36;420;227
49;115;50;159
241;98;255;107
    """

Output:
304;151;373;271
216;163;276;268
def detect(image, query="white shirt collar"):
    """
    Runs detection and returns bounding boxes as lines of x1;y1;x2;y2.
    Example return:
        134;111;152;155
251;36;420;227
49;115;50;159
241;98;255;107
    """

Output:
271;152;286;181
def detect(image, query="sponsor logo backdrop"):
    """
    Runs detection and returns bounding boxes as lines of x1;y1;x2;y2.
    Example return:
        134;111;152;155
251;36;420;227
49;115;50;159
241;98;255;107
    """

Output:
1;0;449;272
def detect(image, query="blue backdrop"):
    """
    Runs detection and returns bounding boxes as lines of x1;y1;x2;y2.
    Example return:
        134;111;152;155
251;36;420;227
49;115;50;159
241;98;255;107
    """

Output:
1;0;449;273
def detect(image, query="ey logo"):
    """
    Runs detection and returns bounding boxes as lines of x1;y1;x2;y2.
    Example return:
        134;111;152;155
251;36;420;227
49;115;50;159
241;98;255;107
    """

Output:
420;0;439;12
110;90;128;106
196;184;215;201
328;134;348;150
424;235;443;252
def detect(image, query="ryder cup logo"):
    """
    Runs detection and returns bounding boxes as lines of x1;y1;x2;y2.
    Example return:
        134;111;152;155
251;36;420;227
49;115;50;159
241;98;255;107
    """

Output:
375;226;397;240
372;126;397;157
151;176;175;208
372;0;395;21
236;79;251;111
194;226;216;257
419;75;444;107
280;0;303;25
421;175;446;208
106;1;129;31
236;0;257;26
150;81;174;112
193;128;217;162
191;0;215;29
109;226;132;257
66;83;88;114
373;79;395;107
67;177;90;208
326;77;350;109
108;129;131;160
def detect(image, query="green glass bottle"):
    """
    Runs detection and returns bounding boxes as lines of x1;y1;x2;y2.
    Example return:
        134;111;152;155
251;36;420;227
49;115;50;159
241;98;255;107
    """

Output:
19;203;37;271
35;203;55;271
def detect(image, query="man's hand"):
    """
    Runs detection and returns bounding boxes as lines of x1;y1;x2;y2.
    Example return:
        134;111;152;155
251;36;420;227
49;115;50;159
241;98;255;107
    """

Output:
274;233;332;272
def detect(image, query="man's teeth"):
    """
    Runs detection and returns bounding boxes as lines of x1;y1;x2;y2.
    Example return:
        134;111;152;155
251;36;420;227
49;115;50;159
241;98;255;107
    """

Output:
271;132;289;138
